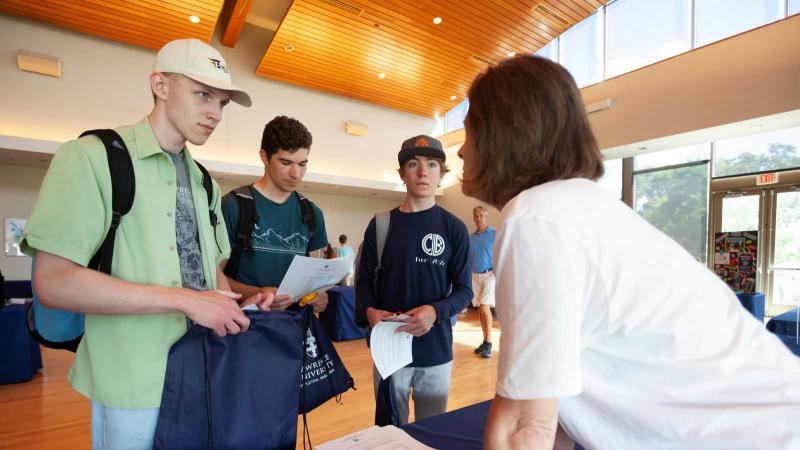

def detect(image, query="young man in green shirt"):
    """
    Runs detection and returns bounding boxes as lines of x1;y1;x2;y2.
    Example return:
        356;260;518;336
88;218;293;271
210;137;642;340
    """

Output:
22;39;257;449
221;116;330;312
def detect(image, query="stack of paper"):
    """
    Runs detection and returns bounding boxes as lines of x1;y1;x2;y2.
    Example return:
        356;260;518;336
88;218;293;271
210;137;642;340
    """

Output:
370;321;413;380
315;425;433;450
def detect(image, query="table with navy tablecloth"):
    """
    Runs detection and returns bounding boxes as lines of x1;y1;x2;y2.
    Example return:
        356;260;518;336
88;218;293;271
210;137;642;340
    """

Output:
736;293;765;322
402;400;587;450
0;304;43;384
318;286;366;341
766;307;800;356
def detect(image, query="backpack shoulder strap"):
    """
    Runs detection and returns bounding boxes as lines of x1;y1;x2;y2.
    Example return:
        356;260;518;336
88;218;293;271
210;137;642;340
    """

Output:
194;161;221;252
295;191;317;255
295;191;316;234
223;185;257;279
374;210;391;270
80;129;134;275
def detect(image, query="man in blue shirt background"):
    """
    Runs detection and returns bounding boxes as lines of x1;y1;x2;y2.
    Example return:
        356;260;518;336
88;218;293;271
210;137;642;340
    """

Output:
470;205;496;358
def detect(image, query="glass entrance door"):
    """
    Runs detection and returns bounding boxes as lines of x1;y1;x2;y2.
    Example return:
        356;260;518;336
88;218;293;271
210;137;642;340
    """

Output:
710;170;800;316
769;187;800;312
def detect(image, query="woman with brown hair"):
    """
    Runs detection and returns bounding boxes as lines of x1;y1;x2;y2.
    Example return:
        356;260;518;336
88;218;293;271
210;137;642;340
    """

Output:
460;55;800;450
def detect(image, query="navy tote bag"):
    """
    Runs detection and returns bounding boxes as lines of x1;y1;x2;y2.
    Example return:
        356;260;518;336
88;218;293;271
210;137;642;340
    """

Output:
299;305;355;414
153;310;302;450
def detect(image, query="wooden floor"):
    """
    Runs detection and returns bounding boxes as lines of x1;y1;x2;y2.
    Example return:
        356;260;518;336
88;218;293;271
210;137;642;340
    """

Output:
0;309;500;449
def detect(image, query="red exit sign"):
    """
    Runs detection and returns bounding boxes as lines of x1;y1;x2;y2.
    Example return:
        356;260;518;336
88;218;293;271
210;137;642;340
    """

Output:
757;172;779;185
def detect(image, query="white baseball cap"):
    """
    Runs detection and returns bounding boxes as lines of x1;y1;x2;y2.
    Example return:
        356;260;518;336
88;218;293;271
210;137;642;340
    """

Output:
153;38;252;107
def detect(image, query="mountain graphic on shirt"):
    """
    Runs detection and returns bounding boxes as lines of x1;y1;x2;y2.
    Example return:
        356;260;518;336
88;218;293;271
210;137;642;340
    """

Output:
251;228;308;254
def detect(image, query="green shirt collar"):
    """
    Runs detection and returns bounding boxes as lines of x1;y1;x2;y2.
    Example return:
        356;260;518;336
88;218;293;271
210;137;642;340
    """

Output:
133;117;189;160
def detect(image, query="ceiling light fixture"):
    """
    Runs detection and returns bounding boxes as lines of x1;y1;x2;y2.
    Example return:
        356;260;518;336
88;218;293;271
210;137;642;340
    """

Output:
378;72;386;79
189;15;200;24
450;95;457;101
432;17;442;25
507;51;516;57
284;44;294;52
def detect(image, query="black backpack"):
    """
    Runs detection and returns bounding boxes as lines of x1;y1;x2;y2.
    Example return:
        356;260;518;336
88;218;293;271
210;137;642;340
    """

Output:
222;186;317;279
26;128;219;352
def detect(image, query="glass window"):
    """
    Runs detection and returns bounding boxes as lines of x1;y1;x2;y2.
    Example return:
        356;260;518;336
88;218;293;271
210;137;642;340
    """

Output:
534;39;558;62
713;127;800;177
559;10;604;87
791;0;800;15
721;195;760;232
634;163;709;262
695;0;783;47
443;99;469;133
597;158;623;199
634;144;710;171
606;0;692;78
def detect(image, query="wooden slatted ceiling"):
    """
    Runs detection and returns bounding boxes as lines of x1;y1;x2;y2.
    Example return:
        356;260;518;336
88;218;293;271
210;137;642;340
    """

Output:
257;0;607;117
0;0;224;51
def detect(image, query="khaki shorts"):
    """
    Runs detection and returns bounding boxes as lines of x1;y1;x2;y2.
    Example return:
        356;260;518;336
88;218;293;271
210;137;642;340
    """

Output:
471;271;495;307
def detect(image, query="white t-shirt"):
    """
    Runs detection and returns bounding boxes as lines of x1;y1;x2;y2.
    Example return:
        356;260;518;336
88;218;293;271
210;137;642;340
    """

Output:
494;179;800;450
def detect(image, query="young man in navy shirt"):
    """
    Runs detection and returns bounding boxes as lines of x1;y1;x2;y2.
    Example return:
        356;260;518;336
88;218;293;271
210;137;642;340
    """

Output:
356;135;472;424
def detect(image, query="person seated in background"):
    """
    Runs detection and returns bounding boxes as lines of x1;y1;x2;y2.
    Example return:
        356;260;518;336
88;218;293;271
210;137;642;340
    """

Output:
458;54;800;450
325;243;337;259
336;234;355;286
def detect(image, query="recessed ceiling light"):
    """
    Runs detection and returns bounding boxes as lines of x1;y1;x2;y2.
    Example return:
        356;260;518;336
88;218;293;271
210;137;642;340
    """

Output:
507;51;516;57
284;44;294;52
432;17;442;25
189;15;200;24
638;146;648;151
378;72;386;79
450;95;457;101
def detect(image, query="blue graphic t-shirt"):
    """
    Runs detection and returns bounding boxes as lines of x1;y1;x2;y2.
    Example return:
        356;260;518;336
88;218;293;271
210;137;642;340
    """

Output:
167;150;206;291
221;187;327;288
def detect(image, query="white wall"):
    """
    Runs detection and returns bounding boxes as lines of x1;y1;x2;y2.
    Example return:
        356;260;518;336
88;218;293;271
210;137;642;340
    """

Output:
584;14;800;152
0;14;437;184
0;165;40;280
438;183;501;233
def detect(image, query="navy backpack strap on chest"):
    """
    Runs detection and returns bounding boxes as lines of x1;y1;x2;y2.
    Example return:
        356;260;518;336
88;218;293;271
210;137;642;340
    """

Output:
80;129;135;275
295;191;316;254
194;161;221;252
223;185;258;279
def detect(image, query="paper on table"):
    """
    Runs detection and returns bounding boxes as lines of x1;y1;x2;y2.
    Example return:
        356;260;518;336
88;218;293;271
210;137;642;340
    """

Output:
315;425;433;450
277;255;354;302
370;321;413;380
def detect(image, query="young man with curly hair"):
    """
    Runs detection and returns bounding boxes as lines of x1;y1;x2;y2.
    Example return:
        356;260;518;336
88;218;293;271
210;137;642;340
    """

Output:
221;116;329;312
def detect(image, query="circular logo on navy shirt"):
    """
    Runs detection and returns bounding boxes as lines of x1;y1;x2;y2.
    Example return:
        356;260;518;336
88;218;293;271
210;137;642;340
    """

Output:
422;233;446;256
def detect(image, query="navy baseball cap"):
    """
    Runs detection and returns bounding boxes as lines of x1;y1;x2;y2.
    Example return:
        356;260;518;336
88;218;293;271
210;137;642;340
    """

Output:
398;135;446;165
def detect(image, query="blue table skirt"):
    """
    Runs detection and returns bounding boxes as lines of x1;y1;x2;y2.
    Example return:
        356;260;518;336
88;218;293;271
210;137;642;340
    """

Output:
403;400;490;449
0;304;43;384
767;307;800;356
319;287;366;341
